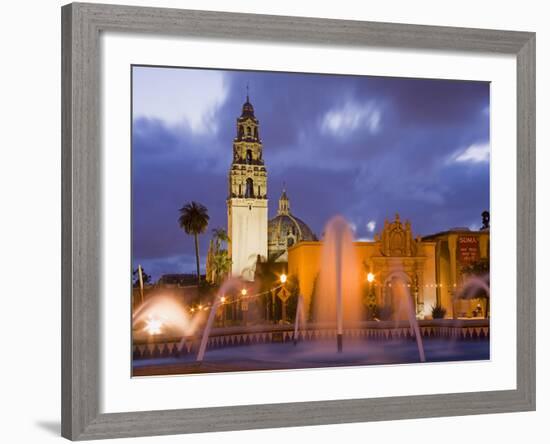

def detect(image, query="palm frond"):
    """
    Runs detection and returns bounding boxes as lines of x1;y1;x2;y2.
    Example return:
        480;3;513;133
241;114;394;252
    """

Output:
178;201;210;235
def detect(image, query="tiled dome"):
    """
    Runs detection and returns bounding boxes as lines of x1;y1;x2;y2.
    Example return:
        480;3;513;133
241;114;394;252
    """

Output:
268;189;317;260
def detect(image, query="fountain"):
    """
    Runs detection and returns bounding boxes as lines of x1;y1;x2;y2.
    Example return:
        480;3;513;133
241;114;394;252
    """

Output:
192;215;426;362
310;215;425;360
315;216;362;352
195;278;243;362
133;217;492;375
293;294;305;345
132;293;204;339
455;273;490;318
388;273;426;362
196;298;219;362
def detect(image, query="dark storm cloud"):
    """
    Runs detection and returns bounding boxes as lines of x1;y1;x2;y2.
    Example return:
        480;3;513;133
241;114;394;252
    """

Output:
132;67;490;279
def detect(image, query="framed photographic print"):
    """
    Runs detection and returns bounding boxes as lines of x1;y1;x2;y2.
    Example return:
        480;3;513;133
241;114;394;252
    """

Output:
61;2;535;440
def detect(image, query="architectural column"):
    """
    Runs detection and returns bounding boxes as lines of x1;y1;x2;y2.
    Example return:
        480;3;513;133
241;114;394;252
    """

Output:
448;234;458;318
435;241;441;305
415;270;424;319
480;235;489;259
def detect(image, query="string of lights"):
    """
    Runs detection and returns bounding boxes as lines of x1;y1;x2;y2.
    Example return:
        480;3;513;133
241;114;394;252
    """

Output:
188;278;460;313
188;282;287;312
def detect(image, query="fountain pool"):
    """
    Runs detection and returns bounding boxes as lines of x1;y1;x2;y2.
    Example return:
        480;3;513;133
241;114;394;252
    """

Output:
133;337;489;376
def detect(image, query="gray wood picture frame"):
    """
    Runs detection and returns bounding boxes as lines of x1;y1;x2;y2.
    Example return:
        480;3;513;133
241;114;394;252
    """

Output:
61;2;536;440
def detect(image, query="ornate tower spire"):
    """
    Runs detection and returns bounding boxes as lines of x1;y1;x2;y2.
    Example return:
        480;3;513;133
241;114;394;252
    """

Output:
278;186;290;215
228;93;265;198
227;95;268;281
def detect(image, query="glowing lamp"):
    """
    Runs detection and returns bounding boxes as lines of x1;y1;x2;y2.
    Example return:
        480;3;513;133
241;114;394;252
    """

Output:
144;317;163;335
367;272;375;283
280;274;287;284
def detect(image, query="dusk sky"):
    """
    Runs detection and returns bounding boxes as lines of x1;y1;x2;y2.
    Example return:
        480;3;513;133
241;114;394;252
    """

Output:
132;66;490;280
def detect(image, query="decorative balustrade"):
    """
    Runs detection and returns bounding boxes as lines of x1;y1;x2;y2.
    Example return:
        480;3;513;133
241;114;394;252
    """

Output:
133;319;489;360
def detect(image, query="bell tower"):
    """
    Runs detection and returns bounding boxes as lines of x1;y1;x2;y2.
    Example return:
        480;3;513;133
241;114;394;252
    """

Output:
227;92;268;280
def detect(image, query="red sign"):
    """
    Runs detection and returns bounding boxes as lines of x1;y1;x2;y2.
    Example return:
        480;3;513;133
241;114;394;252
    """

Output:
458;236;479;264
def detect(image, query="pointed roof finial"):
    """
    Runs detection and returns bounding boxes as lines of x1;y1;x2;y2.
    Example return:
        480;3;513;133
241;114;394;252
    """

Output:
278;184;290;215
280;183;289;203
240;84;255;118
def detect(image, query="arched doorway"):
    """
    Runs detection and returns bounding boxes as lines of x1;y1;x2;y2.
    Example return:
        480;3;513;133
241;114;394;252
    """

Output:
383;271;412;312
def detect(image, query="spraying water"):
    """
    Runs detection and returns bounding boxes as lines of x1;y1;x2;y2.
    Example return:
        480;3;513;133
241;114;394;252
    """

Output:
190;216;428;363
195;278;243;362
390;276;426;362
132;293;204;339
293;294;306;345
315;216;362;352
456;273;490;318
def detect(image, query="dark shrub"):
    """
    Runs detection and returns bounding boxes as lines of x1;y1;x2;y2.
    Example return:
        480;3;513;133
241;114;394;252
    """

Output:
431;304;447;319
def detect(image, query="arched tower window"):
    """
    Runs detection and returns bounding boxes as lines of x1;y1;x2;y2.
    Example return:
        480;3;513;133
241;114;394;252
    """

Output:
246;127;251;137
245;178;254;198
239;125;244;139
246;149;252;164
254;127;258;139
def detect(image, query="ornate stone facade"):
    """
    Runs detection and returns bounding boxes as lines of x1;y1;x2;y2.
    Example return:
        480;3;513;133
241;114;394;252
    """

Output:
376;213;420;257
367;214;434;319
227;97;267;200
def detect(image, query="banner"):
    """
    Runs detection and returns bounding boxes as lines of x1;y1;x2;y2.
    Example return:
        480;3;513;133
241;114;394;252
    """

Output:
457;236;479;264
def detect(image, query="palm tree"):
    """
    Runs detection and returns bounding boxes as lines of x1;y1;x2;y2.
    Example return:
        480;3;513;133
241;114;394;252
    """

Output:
212;227;230;250
211;227;231;284
178;201;209;284
212;251;232;285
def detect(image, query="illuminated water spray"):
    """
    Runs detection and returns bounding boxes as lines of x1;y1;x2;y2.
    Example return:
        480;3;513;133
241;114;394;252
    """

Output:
315;216;362;353
195;278;243;362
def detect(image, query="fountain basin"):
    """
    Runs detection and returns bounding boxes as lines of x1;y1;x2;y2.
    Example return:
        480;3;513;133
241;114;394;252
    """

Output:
133;337;489;376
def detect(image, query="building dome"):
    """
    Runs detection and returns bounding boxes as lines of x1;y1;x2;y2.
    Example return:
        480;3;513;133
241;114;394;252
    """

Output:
268;188;317;261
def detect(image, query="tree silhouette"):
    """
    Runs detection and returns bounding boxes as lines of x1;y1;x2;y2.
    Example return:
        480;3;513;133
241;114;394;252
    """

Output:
211;227;232;284
132;267;151;288
178;201;209;284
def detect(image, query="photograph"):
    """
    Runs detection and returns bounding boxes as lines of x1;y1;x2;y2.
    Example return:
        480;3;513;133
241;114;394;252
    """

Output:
131;66;491;377
0;0;541;441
